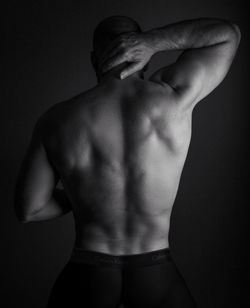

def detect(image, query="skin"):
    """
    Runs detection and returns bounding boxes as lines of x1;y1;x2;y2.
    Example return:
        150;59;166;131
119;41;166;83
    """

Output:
14;18;240;255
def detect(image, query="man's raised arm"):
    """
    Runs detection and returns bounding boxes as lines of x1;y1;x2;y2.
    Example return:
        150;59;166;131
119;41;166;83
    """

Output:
101;18;241;109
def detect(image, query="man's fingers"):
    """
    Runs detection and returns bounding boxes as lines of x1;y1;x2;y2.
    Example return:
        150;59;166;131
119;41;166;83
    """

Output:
101;52;127;73
100;43;122;67
100;35;126;64
99;33;137;67
120;62;142;79
100;46;124;68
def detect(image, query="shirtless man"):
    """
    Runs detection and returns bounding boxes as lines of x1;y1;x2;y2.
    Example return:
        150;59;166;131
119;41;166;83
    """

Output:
14;16;240;308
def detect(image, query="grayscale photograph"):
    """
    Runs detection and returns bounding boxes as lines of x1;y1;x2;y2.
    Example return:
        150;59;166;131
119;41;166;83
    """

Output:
2;0;249;307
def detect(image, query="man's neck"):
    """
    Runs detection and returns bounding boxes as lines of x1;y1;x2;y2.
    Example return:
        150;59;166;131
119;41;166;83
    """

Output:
97;62;144;84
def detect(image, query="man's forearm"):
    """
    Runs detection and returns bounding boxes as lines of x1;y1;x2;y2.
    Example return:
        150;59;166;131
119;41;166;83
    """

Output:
145;18;240;53
22;188;72;222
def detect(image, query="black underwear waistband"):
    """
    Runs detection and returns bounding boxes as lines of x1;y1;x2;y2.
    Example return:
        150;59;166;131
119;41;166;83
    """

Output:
69;247;171;267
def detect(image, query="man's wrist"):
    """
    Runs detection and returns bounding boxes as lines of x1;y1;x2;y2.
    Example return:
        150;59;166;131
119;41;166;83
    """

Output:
143;29;166;54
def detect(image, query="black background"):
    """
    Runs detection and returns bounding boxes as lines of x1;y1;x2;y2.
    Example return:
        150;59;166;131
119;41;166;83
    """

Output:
2;0;249;307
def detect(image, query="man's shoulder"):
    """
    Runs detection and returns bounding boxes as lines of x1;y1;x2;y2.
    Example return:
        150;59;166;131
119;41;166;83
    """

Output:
140;78;175;100
137;79;178;112
35;89;95;138
40;88;96;121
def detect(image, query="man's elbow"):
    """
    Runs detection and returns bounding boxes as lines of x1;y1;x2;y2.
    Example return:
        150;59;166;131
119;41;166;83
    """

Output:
232;24;241;44
224;21;241;45
18;217;31;224
14;200;36;223
14;208;34;223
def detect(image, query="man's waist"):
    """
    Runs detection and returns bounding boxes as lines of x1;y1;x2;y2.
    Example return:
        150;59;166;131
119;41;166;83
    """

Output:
69;245;171;267
73;231;170;256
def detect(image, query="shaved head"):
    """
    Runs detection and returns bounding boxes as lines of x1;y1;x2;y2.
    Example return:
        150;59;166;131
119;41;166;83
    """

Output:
92;15;142;61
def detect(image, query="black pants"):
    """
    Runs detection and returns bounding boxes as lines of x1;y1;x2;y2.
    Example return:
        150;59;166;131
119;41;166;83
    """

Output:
47;248;196;308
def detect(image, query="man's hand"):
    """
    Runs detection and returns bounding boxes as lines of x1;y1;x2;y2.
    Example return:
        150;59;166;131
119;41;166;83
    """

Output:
100;32;155;79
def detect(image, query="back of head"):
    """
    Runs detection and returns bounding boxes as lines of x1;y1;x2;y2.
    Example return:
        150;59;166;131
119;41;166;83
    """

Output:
92;15;142;65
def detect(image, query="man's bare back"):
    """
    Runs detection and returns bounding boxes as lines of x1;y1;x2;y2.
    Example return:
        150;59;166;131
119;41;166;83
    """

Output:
14;15;240;308
39;70;191;255
14;17;240;258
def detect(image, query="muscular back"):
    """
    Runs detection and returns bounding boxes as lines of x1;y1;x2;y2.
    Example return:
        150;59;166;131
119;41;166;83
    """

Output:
14;18;240;255
40;77;192;254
